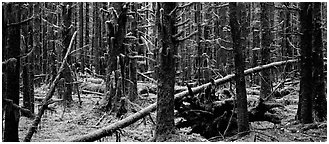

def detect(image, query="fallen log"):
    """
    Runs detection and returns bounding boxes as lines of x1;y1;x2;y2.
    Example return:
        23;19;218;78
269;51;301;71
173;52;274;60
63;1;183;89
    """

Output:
70;103;157;142
81;90;104;96
68;59;298;142
23;31;77;142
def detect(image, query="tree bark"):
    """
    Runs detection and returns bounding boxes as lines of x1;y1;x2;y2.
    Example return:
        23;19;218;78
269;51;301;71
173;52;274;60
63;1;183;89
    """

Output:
101;2;128;112
229;2;249;136
129;2;138;102
22;3;35;114
78;2;84;72
154;2;177;141
311;2;326;122
3;2;21;142
260;2;273;100
297;2;313;124
62;2;73;102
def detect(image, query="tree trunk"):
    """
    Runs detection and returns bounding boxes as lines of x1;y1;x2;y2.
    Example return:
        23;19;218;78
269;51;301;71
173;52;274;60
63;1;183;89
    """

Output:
78;2;84;72
3;2;21;142
62;2;73;102
260;2;273;100
311;2;326;122
297;2;313;124
195;3;203;84
129;2;138;102
154;2;177;142
229;2;249;136
22;4;34;114
101;2;128;113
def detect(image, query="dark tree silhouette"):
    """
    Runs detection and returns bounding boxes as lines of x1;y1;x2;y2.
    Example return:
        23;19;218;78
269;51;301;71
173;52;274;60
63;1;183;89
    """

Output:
154;2;177;141
311;2;326;122
3;2;21;142
297;2;313;124
229;2;249;136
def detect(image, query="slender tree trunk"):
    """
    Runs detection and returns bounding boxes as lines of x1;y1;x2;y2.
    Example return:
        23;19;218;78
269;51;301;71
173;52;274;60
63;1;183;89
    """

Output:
311;2;326;122
154;2;177;142
42;3;48;76
3;2;21;142
128;2;138;102
229;2;249;136
62;2;73;102
260;2;273;100
22;3;35;113
79;2;84;72
297;2;313;124
195;2;203;84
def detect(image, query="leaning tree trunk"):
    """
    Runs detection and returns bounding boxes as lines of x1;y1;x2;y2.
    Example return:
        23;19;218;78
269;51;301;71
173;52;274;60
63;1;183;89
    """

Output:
229;2;249;136
3;2;21;142
153;2;177;142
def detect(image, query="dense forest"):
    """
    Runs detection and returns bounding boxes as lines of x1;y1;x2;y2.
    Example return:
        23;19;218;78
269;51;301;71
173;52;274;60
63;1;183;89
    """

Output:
2;2;327;142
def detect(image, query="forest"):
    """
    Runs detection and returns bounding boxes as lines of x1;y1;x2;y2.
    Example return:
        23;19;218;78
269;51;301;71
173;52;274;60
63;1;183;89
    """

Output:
1;2;327;142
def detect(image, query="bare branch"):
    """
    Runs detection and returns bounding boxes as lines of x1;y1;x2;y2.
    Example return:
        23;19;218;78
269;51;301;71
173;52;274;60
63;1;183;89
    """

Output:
138;24;155;29
177;30;198;42
41;18;60;29
173;31;184;39
3;99;35;119
178;2;193;9
69;44;90;55
129;55;156;62
174;18;190;27
7;14;35;27
209;3;229;9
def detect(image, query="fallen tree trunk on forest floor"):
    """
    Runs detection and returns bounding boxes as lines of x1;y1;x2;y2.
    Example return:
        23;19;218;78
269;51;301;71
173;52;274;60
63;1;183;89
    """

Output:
68;59;298;142
23;31;78;142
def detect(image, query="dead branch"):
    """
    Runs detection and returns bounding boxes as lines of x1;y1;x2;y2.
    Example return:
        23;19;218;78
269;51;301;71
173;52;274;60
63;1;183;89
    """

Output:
129;55;156;62
173;31;184;38
137;71;157;83
7;14;35;27
69;44;90;55
23;31;77;142
3;98;35;119
175;18;190;27
177;30;198;42
68;59;298;142
81;90;104;96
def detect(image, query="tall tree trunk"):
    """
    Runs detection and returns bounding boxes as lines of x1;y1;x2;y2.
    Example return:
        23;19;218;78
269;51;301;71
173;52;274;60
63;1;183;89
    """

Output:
42;3;48;76
62;2;73;102
297;2;313;124
78;2;84;72
311;2;326;122
229;2;249;136
22;3;35;113
3;2;21;142
195;2;203;84
128;2;138;102
154;2;177;142
260;2;273;100
251;3;260;86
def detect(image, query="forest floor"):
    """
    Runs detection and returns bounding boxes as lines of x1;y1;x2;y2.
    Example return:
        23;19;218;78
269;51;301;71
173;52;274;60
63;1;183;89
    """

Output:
17;78;327;142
